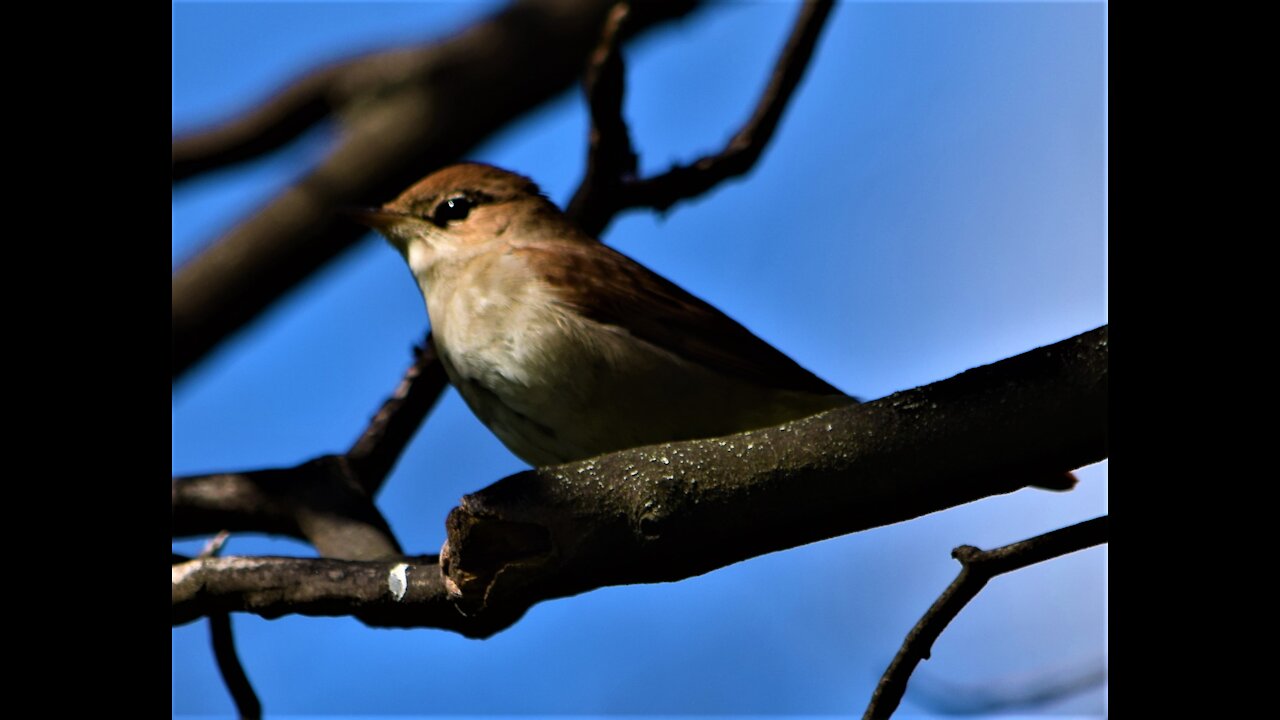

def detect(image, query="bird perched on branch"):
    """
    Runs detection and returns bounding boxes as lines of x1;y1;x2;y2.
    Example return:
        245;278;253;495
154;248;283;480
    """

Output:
355;163;1074;490
353;163;855;466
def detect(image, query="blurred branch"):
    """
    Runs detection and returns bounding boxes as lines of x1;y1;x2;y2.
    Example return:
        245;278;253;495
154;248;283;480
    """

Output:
174;327;1107;637
567;0;835;236
200;530;231;558
862;516;1110;720
908;660;1107;715
172;0;702;381
172;334;448;560
172;67;337;181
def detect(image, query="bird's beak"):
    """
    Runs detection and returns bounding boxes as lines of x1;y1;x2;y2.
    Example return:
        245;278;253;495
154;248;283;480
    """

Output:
342;206;413;231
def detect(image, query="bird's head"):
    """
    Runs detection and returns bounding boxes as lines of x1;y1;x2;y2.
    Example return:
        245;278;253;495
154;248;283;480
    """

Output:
351;163;571;278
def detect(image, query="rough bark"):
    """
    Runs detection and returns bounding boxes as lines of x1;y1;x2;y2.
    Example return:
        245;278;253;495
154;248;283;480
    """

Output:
173;326;1107;640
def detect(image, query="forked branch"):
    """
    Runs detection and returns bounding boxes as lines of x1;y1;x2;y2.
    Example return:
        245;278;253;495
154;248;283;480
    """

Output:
568;0;836;236
174;327;1108;640
172;334;448;560
862;516;1109;719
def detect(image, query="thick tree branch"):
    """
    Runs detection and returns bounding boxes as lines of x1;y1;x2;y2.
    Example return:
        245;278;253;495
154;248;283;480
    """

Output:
440;326;1106;614
174;326;1106;637
171;0;701;381
862;516;1109;720
567;0;835;236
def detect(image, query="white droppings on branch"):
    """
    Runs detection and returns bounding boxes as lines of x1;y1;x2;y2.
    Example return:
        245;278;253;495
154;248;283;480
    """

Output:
388;563;410;601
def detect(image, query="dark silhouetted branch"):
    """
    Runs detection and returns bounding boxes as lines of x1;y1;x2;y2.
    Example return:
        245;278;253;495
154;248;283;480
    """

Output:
172;556;526;639
172;0;702;381
862;516;1110;720
565;2;638;232
173;327;1106;638
346;334;449;495
568;0;835;236
209;613;261;719
193;534;263;719
439;327;1106;614
173;335;450;560
172;457;403;561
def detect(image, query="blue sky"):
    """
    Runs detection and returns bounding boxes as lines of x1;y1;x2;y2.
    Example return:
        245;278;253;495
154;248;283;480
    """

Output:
173;1;1107;716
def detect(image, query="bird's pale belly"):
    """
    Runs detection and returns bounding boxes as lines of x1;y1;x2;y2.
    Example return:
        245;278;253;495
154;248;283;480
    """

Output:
371;163;855;469
432;289;850;466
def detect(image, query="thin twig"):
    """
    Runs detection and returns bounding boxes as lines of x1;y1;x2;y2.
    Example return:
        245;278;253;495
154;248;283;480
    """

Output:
193;532;264;718
209;613;262;719
199;530;232;558
623;0;834;212
862;516;1109;720
567;0;835;236
347;334;449;495
566;2;637;232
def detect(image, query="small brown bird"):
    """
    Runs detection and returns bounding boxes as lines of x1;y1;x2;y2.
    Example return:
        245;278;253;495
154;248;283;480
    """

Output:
355;163;854;467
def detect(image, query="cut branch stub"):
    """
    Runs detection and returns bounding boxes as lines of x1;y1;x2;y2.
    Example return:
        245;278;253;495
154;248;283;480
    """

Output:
441;326;1108;615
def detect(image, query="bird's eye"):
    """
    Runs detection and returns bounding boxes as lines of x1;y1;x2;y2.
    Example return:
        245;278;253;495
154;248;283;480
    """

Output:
432;195;473;225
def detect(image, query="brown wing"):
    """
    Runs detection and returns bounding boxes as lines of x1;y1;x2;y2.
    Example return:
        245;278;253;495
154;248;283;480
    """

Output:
516;240;849;398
